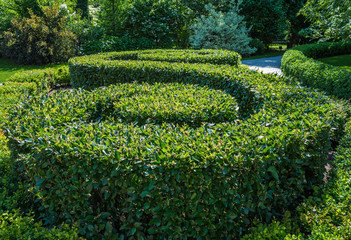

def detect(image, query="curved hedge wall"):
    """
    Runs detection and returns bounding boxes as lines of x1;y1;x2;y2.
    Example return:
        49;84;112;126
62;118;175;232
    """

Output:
4;49;350;239
281;42;351;99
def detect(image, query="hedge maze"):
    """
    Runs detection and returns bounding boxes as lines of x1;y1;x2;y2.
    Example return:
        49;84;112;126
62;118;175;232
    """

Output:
3;49;350;238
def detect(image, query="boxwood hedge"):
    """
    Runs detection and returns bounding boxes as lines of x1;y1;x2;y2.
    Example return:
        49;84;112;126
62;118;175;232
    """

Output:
281;42;351;100
4;49;350;239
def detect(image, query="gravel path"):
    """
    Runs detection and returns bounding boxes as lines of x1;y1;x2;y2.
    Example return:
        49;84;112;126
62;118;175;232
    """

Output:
242;56;283;75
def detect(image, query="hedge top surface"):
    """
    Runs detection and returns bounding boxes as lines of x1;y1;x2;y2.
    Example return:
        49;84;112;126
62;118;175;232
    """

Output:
81;48;242;66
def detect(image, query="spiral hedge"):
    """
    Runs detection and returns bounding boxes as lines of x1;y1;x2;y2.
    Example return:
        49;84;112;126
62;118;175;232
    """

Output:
282;42;351;100
4;49;350;239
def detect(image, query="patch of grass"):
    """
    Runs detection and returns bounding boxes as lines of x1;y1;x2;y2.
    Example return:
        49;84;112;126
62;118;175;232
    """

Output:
242;50;285;60
0;58;65;83
318;54;351;71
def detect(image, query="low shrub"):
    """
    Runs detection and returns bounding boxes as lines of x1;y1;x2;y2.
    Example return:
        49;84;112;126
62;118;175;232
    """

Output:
78;36;158;55
0;211;82;240
8;66;70;90
4;49;350;239
281;42;351;100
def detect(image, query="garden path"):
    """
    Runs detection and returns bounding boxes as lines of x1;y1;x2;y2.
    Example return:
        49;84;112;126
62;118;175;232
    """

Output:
242;56;283;75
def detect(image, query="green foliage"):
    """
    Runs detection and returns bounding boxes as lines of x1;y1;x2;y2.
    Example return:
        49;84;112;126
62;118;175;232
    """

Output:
250;38;265;54
99;0;130;36
281;42;351;99
0;65;69;119
0;5;77;64
122;0;186;47
300;0;351;42
240;0;287;45
82;82;239;126
7;66;69;91
0;211;82;240
0;0;43;33
4;49;350;238
76;0;89;18
241;212;303;240
190;1;256;55
78;36;157;55
295;118;351;239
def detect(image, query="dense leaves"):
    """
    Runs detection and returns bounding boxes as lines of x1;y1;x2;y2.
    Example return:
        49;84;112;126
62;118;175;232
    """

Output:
300;0;351;42
0;5;77;64
4;49;350;238
282;42;351;99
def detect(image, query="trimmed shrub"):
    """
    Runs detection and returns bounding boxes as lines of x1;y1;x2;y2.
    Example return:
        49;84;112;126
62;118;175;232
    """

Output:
8;66;70;90
0;66;69;122
296;119;351;239
4;49;350;239
281;42;351;100
0;5;77;65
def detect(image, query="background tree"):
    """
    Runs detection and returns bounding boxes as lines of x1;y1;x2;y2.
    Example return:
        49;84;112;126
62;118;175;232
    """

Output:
240;0;286;47
300;0;351;42
190;1;256;55
283;0;310;48
99;0;130;35
122;0;189;47
76;0;89;18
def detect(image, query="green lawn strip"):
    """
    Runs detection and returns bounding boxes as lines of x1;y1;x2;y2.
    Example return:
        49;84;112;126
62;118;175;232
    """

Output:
319;54;351;71
0;58;66;83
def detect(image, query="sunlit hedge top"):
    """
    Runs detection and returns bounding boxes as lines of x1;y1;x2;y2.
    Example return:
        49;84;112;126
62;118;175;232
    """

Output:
282;41;351;99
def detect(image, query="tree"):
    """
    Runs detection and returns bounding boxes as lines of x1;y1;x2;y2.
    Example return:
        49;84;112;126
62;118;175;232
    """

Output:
300;0;351;42
240;0;287;46
99;0;130;35
76;0;89;18
190;1;256;55
283;0;309;48
122;0;189;47
183;0;287;47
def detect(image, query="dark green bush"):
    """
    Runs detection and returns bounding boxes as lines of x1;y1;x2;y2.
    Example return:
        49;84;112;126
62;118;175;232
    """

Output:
78;36;157;55
4;49;350;239
0;5;77;65
281;42;351;100
250;38;266;54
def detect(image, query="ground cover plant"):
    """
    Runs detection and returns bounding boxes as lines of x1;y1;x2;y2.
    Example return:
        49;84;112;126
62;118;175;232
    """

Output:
3;48;350;239
281;41;351;100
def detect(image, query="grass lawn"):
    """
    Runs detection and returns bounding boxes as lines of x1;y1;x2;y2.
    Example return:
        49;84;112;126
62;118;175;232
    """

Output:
319;54;351;71
0;58;66;83
242;45;287;60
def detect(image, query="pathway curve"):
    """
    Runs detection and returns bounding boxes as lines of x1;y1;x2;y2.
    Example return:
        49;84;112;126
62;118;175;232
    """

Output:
242;56;283;75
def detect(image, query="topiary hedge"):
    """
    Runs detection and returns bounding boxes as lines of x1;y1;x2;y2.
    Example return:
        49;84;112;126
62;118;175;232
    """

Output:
281;42;351;100
4;49;350;239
